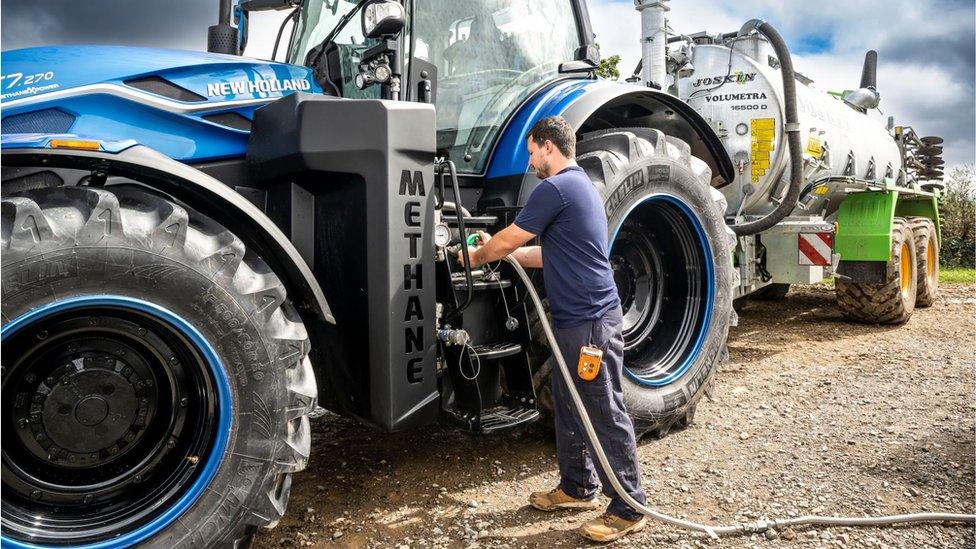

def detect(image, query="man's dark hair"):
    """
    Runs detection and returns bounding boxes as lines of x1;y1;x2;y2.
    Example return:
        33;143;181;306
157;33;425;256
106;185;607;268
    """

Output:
527;116;576;157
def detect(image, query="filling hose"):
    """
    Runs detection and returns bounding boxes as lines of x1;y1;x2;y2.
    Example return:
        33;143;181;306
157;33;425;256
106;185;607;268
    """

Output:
503;256;975;538
729;20;804;237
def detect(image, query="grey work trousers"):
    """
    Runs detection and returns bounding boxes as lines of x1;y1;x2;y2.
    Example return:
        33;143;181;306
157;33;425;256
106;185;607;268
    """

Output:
551;305;647;520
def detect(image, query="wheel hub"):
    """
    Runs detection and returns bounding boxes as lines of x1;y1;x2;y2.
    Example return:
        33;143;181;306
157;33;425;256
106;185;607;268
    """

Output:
36;357;147;462
2;300;221;546
610;197;712;387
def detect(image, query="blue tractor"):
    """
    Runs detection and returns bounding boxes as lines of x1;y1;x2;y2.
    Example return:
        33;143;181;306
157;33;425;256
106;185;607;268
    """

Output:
0;0;736;546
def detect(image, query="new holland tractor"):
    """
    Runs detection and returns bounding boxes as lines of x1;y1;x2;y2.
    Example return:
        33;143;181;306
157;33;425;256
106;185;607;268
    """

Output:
0;0;739;546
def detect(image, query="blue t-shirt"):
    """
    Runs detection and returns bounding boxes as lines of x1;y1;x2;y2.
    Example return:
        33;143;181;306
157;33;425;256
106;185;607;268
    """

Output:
513;165;620;328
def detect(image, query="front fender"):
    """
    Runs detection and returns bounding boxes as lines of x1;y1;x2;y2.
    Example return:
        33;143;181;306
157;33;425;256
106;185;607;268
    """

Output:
485;79;734;188
1;142;334;324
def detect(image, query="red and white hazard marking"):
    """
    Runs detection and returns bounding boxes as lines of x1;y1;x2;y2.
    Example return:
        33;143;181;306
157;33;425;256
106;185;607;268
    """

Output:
798;232;833;266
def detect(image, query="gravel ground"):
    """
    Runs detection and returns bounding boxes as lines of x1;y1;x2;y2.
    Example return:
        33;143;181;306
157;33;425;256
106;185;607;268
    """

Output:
256;283;975;549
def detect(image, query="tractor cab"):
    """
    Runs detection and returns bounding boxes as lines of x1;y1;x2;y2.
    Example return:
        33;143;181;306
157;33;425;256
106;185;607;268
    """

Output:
287;0;594;173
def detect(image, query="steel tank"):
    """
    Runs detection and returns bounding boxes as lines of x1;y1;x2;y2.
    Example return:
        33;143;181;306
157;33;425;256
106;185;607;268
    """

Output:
676;37;903;217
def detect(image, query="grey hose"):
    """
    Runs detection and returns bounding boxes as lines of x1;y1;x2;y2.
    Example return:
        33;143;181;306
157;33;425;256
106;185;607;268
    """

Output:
504;256;975;538
729;19;803;236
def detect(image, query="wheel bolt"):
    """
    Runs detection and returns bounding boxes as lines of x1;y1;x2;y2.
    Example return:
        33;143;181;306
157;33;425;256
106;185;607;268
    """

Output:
35;433;44;441
117;348;126;356
24;374;36;384
45;377;55;385
169;356;179;365
137;328;147;336
109;447;118;455
18;419;27;429
31;490;42;500
84;495;93;504
167;438;177;448
36;330;49;340
179;397;188;407
89;317;99;325
144;379;153;387
133;474;143;483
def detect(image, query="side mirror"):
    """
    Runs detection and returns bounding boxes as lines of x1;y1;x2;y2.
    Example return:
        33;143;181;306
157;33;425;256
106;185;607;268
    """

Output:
361;0;405;39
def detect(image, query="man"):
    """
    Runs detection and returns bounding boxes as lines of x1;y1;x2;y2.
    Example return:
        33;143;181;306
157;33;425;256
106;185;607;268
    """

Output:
457;116;648;542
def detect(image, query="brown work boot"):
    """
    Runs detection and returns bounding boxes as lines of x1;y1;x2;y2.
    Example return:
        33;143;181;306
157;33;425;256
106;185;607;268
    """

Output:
529;487;601;512
578;513;647;542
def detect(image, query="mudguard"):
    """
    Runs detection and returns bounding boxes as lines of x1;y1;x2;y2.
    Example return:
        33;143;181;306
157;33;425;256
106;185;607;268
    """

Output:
485;79;735;188
0;143;334;323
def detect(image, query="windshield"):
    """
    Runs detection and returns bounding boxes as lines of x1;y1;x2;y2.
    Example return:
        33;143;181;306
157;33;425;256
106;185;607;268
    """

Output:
289;0;583;173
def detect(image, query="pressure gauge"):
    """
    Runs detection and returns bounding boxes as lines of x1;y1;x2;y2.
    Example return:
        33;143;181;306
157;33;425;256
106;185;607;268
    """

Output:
433;223;451;247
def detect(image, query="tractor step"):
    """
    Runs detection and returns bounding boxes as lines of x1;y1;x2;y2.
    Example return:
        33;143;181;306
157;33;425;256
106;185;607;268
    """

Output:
480;406;540;433
443;405;540;433
452;278;513;291
471;342;522;360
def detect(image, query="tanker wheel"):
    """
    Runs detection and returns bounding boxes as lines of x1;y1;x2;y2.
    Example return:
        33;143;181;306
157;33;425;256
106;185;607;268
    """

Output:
1;185;316;548
751;283;791;301
836;217;917;324
530;128;735;439
908;216;939;307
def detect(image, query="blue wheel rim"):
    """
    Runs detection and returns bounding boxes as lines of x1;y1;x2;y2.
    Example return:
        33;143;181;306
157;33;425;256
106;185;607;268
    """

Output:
1;295;232;549
608;194;715;388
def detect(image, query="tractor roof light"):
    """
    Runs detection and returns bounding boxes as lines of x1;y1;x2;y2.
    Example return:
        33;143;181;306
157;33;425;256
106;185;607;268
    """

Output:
362;0;405;39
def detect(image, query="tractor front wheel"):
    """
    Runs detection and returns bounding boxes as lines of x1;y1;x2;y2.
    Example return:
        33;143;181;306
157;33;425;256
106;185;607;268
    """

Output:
1;185;315;548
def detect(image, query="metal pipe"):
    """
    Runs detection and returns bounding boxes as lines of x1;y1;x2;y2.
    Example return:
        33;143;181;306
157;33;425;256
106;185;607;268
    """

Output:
860;50;878;89
635;0;669;87
219;0;232;25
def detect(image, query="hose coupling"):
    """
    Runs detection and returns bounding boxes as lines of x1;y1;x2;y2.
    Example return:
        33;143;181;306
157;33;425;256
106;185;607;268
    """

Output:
437;328;470;347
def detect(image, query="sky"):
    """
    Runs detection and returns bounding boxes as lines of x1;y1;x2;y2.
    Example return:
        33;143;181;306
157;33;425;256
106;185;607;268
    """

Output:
2;0;974;170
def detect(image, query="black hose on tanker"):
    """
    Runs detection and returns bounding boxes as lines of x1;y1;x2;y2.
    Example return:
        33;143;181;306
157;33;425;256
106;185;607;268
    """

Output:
729;19;804;237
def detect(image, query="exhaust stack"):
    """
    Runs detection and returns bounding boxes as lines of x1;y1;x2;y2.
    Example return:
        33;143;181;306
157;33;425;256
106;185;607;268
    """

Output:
635;0;670;89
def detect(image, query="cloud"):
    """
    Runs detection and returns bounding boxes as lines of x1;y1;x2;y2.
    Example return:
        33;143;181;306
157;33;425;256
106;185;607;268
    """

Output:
1;0;215;51
589;0;975;168
2;0;972;168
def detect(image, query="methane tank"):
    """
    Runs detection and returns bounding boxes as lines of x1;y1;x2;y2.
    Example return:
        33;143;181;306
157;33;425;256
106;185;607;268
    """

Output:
676;36;903;217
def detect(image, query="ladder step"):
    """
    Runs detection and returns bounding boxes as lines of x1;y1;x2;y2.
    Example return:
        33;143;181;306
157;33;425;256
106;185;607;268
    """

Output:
471;342;522;360
479;406;540;433
452;278;512;291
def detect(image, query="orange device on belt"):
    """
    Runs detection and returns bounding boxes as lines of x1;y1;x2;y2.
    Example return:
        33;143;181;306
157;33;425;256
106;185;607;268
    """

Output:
577;345;603;381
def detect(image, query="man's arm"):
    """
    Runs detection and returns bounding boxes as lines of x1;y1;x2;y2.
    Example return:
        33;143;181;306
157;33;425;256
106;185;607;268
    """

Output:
510;245;543;268
457;224;536;267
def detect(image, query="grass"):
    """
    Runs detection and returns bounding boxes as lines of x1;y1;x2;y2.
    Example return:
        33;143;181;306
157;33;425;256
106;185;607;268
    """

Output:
940;267;976;284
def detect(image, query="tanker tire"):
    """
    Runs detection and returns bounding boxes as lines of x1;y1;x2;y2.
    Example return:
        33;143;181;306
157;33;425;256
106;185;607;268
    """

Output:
1;186;315;548
907;217;939;307
836;217;917;324
751;283;790;301
530;128;736;439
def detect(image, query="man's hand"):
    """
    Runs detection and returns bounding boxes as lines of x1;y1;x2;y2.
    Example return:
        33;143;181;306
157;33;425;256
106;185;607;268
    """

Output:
455;224;536;267
456;245;480;267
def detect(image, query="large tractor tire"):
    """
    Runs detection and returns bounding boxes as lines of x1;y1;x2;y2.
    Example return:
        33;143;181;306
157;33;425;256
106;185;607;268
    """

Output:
1;185;316;548
908;216;939;307
531;128;735;438
836;217;917;324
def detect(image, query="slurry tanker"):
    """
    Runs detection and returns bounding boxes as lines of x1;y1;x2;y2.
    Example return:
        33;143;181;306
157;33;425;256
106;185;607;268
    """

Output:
634;0;943;323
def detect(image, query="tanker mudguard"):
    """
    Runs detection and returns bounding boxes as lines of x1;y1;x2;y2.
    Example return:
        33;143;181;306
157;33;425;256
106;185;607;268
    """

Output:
0;144;334;324
248;93;439;431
